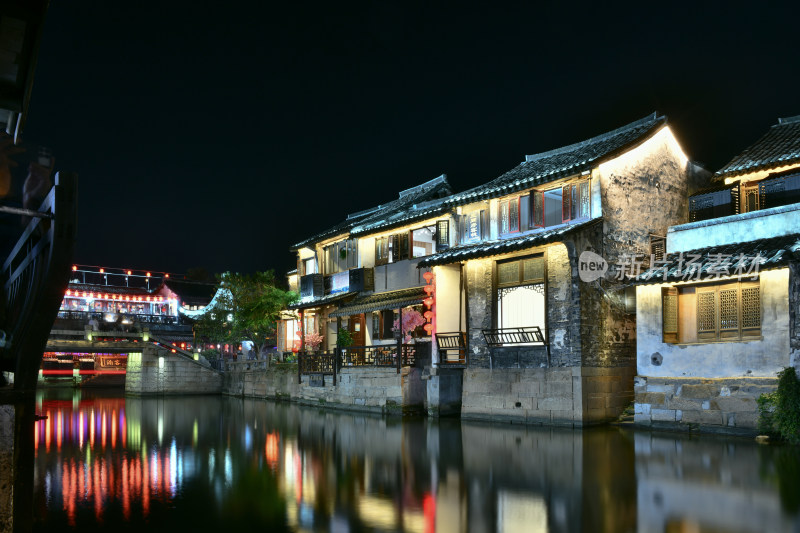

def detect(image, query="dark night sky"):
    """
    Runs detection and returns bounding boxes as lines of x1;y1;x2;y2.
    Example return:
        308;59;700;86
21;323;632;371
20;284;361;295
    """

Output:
23;2;800;278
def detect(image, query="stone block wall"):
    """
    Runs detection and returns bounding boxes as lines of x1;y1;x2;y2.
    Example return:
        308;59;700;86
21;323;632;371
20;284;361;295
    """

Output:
634;376;777;434
223;365;426;415
462;368;582;426
462;366;634;426
126;348;223;395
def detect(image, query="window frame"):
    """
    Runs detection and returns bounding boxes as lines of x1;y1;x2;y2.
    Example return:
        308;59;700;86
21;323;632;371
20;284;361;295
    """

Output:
662;279;761;344
493;253;547;334
499;197;521;235
531;179;591;228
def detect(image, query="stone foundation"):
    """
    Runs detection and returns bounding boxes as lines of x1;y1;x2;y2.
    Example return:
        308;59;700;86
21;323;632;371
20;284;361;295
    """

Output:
223;364;427;415
125;348;223;395
461;366;634;426
633;376;777;434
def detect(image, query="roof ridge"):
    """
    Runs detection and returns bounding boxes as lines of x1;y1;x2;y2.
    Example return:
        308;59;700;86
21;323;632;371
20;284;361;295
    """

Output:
524;112;662;163
777;115;800;125
398;174;448;198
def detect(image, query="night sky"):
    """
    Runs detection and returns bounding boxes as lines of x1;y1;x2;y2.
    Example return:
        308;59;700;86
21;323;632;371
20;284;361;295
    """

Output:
23;2;800;278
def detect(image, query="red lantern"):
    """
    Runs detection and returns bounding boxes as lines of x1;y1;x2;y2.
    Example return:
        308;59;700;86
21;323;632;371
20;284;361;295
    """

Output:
422;271;434;283
423;297;434;308
423;323;433;333
423;285;434;295
423;310;433;320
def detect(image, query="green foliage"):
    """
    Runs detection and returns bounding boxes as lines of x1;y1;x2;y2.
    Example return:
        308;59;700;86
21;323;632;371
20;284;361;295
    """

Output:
193;270;299;360
336;328;354;348
758;367;800;444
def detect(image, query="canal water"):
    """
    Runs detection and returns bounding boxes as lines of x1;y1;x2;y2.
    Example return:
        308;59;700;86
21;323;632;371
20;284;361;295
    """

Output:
30;389;800;532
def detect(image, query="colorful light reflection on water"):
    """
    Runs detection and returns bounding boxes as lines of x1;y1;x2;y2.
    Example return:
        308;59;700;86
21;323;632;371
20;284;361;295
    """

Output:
30;390;800;532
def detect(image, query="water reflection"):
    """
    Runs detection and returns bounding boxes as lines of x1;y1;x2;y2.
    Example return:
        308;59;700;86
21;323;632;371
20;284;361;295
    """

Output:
30;390;800;532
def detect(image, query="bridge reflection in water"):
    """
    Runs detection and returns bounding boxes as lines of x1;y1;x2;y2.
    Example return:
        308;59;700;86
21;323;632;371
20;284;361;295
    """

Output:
30;390;800;532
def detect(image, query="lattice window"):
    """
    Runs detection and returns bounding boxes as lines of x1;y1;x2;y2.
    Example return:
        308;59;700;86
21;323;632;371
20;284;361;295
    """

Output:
500;200;510;234
697;292;716;333
719;288;738;330
663;294;678;334
580;181;591;218
522;257;544;282
498;262;518;285
741;286;761;329
533;192;544;227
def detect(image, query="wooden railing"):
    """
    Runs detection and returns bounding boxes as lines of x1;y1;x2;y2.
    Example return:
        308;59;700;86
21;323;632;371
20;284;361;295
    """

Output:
481;326;547;347
436;332;467;366
297;344;418;385
339;344;416;367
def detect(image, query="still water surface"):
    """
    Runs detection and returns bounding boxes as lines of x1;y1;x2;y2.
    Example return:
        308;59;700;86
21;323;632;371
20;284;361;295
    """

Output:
31;389;800;532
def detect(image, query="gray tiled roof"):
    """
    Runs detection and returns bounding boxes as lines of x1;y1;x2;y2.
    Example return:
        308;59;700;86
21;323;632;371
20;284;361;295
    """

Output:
291;175;453;249
329;287;426;317
418;218;599;267
714;115;800;180
288;291;357;310
636;233;800;284
443;113;666;206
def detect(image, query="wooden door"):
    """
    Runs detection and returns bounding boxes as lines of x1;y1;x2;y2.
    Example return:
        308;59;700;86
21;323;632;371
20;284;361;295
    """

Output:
349;314;365;346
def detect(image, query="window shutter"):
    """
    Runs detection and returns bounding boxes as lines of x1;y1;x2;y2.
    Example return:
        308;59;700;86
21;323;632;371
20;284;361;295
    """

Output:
533;191;544;227
579;181;591;218
399;233;409;261
740;283;761;337
436;220;449;250
570;185;578;220
390;234;399;263
562;185;571;223
519;195;530;231
480;210;488;240
662;287;678;343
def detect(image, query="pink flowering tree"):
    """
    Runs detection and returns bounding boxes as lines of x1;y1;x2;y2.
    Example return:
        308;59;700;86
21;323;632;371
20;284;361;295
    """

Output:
393;309;425;343
304;332;324;351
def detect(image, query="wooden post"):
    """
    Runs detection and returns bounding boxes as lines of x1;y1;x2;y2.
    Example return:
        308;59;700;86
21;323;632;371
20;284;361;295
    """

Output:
396;307;402;374
298;309;304;384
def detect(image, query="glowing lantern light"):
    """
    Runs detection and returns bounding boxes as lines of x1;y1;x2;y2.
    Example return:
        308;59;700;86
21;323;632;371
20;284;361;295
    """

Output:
146;272;151;277
423;323;433;333
65;290;71;296
126;270;131;275
424;310;434;320
72;265;77;271
422;271;434;283
165;273;169;278
423;285;434;295
99;268;104;273
423;297;434;308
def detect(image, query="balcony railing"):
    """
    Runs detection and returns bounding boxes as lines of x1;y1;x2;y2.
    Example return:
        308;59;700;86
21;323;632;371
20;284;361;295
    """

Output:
482;326;546;347
435;332;467;366
339;344;416;368
297;350;337;386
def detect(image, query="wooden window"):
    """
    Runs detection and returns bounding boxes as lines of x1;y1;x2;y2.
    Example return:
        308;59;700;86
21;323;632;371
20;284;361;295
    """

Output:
495;254;546;336
375;236;389;266
663;281;761;343
436;220;449;250
500;197;520;234
662;287;678;343
561;185;571;223
532;191;544;227
561;181;591;223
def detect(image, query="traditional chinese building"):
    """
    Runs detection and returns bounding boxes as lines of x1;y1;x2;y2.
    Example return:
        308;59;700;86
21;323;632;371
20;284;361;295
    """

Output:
419;113;705;424
633;115;800;433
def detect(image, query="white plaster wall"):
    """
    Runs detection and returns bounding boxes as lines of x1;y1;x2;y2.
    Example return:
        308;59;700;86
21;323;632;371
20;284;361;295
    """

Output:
667;203;800;253
373;258;427;292
636;268;790;378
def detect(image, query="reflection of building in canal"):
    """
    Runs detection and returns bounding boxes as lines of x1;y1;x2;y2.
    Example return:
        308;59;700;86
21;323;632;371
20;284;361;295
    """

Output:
634;432;799;532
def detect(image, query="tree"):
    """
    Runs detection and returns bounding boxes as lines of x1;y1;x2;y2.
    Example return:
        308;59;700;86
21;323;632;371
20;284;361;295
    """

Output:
193;271;299;363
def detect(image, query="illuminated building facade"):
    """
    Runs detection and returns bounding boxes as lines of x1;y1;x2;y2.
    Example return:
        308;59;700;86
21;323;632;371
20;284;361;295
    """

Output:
414;112;704;425
633;115;800;433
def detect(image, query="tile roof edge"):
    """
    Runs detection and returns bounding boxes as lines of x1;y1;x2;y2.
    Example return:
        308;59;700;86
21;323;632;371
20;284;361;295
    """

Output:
523;112;662;162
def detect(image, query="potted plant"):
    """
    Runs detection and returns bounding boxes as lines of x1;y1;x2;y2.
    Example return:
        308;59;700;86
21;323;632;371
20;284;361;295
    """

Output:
304;332;323;352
